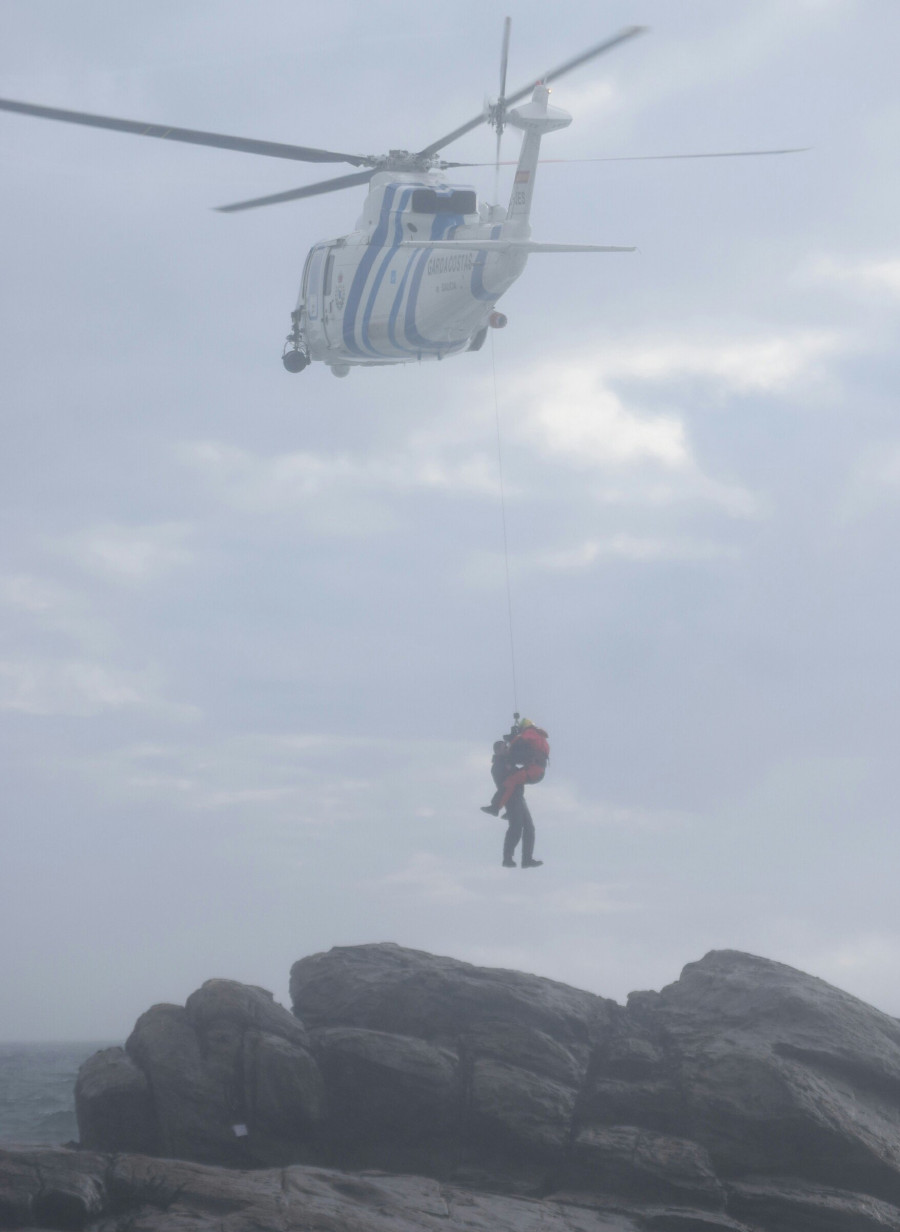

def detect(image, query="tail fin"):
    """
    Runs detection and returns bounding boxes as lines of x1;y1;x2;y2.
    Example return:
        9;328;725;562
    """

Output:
505;83;571;230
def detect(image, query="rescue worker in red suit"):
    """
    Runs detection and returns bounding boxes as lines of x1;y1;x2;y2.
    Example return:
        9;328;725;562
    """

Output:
481;718;549;868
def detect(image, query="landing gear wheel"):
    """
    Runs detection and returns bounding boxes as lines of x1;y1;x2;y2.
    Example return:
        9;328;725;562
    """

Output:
282;350;309;373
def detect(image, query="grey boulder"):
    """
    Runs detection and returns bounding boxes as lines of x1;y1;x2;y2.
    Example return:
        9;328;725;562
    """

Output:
292;941;612;1185
73;1048;155;1155
76;978;324;1166
583;950;900;1205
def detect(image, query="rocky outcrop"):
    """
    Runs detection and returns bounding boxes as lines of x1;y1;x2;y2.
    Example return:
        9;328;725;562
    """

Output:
584;950;900;1204
289;941;607;1047
0;1145;721;1231
76;978;324;1167
42;942;900;1231
291;942;615;1185
73;1048;155;1156
9;1146;900;1232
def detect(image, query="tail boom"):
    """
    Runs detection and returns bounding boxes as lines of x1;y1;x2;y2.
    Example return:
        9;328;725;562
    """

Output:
505;83;572;227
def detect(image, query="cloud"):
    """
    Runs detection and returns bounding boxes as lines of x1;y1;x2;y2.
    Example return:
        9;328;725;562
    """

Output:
534;881;644;917
178;440;497;515
807;254;900;300
507;329;839;477
73;731;486;823
381;852;478;905
595;474;762;518
175;327;833;539
370;846;649;920
596;332;843;394
841;440;900;517
378;857;642;917
58;522;194;584
0;572;113;654
536;782;694;836
529;533;738;571
0;575;70;615
515;366;687;469
0;572;199;719
0;658;188;718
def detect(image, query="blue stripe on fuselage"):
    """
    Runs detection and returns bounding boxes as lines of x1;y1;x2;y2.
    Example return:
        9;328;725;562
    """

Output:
360;187;414;356
342;185;398;357
388;251;419;351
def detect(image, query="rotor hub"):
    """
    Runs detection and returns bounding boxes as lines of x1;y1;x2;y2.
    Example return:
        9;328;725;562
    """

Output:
371;149;437;173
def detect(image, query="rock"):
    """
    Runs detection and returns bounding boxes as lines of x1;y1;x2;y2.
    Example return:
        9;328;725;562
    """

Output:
241;1030;324;1141
290;942;611;1056
0;1147;108;1230
726;1177;900;1231
469;1057;576;1152
643;951;900;1202
565;1126;725;1209
67;943;900;1230
185;978;310;1049
309;1025;459;1172
74;1048;156;1155
292;942;612;1186
76;979;324;1167
0;1145;689;1231
124;1001;240;1165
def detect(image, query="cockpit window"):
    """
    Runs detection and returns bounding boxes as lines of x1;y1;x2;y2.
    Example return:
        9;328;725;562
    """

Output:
411;188;476;215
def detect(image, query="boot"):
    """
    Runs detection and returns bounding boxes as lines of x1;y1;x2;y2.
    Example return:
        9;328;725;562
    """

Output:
481;804;500;816
502;858;516;867
522;858;543;868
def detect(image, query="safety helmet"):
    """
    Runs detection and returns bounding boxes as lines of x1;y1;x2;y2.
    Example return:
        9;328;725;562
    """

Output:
518;717;535;729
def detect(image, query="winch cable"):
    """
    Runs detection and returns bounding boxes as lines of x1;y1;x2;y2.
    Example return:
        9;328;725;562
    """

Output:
490;331;520;715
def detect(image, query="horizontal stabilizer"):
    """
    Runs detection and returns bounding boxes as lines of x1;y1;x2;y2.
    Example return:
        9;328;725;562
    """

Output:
400;240;634;253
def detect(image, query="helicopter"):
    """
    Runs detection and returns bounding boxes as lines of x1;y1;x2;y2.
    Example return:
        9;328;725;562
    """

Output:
0;23;802;378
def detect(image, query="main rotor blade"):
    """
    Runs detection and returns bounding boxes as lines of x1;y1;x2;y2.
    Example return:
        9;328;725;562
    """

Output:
509;24;647;105
215;168;375;213
541;147;810;163
416;25;646;160
445;147;809;167
494;16;512;205
0;96;371;166
498;16;512;106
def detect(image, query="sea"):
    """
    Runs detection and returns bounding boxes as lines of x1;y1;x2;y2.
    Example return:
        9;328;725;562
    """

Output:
0;1042;119;1146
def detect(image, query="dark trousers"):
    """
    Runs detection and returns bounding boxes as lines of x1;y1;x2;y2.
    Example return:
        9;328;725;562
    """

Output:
503;785;535;864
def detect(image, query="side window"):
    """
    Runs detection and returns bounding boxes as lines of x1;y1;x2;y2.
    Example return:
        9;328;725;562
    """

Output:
411;188;437;213
301;249;315;298
305;248;324;320
449;190;476;214
323;252;334;297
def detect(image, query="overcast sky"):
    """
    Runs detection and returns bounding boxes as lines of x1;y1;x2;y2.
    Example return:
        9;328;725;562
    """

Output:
2;0;900;1040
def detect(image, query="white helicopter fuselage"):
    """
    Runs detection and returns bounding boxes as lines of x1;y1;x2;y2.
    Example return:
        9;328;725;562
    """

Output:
298;175;522;370
287;83;630;376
